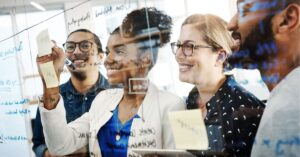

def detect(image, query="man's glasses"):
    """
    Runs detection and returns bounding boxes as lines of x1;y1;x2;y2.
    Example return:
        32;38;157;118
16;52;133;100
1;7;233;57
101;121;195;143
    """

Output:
170;42;212;56
63;40;94;53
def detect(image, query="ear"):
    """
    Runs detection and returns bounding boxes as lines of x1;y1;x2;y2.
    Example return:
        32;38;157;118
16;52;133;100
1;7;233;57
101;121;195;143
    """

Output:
215;50;227;67
140;52;152;68
98;52;104;60
275;4;300;34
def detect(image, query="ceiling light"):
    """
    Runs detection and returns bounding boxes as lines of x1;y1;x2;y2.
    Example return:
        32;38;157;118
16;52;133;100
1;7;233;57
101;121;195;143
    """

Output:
30;1;46;11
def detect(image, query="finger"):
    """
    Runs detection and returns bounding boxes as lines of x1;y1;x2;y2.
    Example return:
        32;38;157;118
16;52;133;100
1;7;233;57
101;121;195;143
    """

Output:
51;40;58;47
36;54;52;63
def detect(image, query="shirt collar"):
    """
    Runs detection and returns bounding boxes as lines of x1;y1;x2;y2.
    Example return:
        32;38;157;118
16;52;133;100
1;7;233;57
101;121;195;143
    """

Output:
60;72;109;96
207;75;237;107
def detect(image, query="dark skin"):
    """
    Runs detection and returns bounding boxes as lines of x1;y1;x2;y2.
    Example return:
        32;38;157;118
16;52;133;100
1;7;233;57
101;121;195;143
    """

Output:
105;33;151;124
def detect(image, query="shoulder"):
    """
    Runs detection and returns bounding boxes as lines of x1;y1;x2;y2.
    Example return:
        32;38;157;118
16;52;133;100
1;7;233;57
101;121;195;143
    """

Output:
93;88;122;102
89;88;122;111
59;80;70;92
224;76;265;108
156;88;186;111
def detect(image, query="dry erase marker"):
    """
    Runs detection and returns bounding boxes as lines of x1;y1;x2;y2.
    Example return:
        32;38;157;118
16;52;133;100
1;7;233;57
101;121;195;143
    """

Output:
65;58;75;70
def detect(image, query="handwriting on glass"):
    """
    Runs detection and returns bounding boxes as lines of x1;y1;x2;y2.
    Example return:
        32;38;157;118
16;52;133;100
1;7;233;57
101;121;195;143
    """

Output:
254;136;300;155
0;41;23;60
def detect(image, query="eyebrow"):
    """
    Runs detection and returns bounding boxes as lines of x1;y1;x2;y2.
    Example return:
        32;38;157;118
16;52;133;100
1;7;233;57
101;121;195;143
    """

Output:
178;40;196;44
106;44;126;52
66;37;94;43
113;44;126;49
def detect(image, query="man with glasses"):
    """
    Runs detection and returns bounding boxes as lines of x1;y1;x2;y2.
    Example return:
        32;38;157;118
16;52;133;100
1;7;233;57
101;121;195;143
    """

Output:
228;0;300;156
32;29;109;157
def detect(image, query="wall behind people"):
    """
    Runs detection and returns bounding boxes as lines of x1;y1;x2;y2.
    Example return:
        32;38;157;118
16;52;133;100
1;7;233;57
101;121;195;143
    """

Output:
0;0;237;156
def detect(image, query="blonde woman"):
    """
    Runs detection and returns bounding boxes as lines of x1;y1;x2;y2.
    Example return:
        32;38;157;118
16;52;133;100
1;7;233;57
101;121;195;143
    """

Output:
171;14;265;156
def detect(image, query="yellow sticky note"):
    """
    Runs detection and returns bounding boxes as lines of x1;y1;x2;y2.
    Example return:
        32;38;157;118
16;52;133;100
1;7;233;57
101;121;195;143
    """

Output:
40;61;59;88
168;109;208;150
36;29;53;57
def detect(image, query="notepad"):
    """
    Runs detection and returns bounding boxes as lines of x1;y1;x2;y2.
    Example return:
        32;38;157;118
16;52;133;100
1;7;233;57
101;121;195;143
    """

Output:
36;29;53;57
168;109;208;150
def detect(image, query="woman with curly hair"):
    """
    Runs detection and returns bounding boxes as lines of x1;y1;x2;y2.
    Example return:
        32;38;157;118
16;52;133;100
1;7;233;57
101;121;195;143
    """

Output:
37;7;185;157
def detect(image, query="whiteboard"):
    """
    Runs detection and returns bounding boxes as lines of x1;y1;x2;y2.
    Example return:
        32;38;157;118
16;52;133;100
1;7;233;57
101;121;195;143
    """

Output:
0;40;31;157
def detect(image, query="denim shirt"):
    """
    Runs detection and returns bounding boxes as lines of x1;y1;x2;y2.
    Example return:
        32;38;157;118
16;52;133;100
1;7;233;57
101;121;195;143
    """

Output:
32;73;109;157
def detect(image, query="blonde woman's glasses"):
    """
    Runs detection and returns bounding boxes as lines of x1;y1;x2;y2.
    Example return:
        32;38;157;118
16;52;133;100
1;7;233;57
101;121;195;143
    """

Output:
170;42;212;56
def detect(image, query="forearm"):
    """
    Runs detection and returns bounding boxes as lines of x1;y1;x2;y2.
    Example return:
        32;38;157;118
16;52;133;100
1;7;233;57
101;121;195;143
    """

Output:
40;98;89;155
41;78;60;110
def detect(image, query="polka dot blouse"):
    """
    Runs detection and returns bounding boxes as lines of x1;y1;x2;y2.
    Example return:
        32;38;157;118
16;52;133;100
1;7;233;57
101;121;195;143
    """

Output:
202;75;265;157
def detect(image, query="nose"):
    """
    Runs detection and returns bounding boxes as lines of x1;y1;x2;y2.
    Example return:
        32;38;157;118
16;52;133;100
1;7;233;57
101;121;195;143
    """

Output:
72;44;81;55
227;13;238;31
175;47;185;60
104;51;115;66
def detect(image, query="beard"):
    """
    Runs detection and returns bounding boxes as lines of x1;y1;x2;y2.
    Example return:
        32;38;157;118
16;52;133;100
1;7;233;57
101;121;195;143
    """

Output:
228;14;282;89
240;14;277;63
72;71;87;81
228;14;278;70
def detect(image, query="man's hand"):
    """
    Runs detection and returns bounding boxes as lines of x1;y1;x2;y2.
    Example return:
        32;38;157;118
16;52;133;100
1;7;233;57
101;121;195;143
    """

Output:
36;41;65;110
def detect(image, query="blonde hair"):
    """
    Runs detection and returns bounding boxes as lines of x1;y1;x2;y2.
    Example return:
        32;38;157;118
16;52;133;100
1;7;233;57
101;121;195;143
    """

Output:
182;14;234;56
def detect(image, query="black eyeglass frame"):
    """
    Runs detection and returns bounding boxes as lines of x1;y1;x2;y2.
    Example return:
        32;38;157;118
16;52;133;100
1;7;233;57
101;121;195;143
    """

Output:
62;39;94;53
170;42;212;56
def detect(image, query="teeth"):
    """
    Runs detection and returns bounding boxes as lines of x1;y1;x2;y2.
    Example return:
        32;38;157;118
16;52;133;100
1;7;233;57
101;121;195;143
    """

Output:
107;69;120;75
73;60;84;64
179;64;193;72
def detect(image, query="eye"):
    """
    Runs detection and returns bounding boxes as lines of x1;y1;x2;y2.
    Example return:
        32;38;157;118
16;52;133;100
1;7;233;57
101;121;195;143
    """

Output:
80;41;92;50
183;43;194;49
105;47;110;55
115;48;126;55
65;43;75;51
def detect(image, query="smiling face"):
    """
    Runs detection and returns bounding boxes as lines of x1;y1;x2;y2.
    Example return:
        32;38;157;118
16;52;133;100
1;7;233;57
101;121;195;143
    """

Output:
65;31;102;80
175;24;220;86
104;33;144;85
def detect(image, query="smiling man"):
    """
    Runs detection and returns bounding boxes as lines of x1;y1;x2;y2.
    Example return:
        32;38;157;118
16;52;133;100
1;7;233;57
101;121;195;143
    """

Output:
228;0;300;156
32;29;109;157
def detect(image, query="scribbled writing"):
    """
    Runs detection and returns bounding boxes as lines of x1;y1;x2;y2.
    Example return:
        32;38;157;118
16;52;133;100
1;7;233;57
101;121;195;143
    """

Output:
67;12;90;28
5;108;31;116
177;119;199;135
95;0;131;17
0;135;28;142
0;98;30;106
0;41;23;60
254;136;300;156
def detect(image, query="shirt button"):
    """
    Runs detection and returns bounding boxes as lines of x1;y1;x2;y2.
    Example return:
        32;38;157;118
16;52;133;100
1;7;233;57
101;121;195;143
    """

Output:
84;97;88;100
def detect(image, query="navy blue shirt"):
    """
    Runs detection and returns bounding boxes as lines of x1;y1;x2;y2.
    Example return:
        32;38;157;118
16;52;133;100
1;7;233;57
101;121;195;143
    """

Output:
97;107;139;157
32;73;109;157
198;75;265;157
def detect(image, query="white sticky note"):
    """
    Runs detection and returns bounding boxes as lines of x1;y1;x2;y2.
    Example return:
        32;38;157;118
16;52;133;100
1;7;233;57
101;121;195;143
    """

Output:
36;29;53;57
168;109;208;150
40;61;59;88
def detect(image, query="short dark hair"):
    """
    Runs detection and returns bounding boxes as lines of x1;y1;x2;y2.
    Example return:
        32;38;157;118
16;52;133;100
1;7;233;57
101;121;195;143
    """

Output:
268;0;300;11
68;29;103;53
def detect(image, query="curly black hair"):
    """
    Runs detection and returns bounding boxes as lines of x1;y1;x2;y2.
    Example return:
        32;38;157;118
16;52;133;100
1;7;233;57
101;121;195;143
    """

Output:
121;7;173;47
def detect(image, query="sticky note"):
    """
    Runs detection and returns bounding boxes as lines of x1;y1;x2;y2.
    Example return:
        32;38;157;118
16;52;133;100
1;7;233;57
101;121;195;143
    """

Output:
36;29;53;57
168;109;208;150
39;61;59;88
